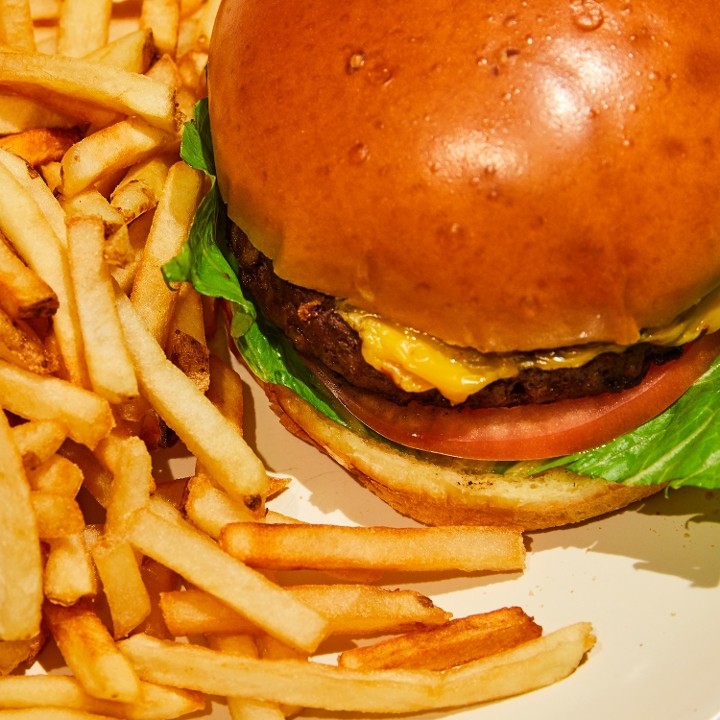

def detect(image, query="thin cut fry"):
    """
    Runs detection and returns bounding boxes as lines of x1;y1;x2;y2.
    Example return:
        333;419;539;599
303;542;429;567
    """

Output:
119;624;596;713
57;0;112;57
126;504;328;653
0;127;82;167
0;52;178;132
116;293;268;507
0;410;42;640
220;522;526;573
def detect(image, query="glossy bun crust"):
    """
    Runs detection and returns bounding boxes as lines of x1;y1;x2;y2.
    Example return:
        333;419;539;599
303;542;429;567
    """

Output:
210;0;720;353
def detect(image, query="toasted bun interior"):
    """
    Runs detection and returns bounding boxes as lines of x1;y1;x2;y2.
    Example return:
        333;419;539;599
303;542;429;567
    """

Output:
209;0;720;353
264;383;662;530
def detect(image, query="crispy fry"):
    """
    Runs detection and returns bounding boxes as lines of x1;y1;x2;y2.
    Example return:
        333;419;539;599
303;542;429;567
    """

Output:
57;0;112;57
338;607;543;670
0;359;114;448
27;454;83;496
0;231;58;320
116;293;268;507
126;503;328;653
119;624;596;713
44;600;141;703
141;0;180;56
0;410;43;640
67;216;138;403
0;674;204;719
84;28;156;74
0;127;83;167
0;0;35;52
0;52;178;132
160;585;451;639
0;306;57;374
31;491;85;538
129;161;203;345
110;155;172;224
220;522;526;574
11;419;67;472
44;533;97;606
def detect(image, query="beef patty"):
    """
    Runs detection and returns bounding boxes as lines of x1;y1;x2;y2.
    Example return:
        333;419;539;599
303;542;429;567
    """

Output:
229;225;682;409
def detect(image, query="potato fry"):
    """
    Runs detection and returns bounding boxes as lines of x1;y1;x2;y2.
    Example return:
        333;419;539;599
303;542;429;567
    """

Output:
129;161;203;345
0;93;75;134
120;623;596;713
31;491;85;538
110;155;172;224
84;28;156;74
126;504;328;653
0;674;204;719
0;0;35;52
141;0;180;56
184;472;256;538
44;533;97;606
0;410;43;640
57;0;112;57
44;600;141;703
116;293;268;507
0;52;178;132
61;118;178;198
0;231;58;320
0;634;44;676
27;454;83;496
67;216;138;403
0;359;114;448
11;419;67;471
339;607;543;670
160;585;451;639
91;538;151;640
0;156;86;383
138;558;179;640
220;522;526;574
0;127;83;166
0;306;57;374
0;710;118;720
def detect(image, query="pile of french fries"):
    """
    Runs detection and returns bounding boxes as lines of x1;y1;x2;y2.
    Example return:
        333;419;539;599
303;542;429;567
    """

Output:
0;1;596;717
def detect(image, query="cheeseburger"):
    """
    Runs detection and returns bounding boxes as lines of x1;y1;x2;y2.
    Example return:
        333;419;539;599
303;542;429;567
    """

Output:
170;0;720;529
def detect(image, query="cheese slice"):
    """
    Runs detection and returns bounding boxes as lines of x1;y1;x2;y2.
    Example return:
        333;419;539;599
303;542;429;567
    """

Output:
338;285;720;405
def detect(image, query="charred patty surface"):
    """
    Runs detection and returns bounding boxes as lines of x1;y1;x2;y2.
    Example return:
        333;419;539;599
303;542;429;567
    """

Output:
230;225;682;409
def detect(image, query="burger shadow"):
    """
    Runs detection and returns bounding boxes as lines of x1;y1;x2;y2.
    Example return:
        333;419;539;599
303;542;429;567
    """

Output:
528;487;720;588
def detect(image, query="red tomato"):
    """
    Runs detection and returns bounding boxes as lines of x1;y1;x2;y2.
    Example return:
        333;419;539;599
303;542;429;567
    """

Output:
317;332;720;461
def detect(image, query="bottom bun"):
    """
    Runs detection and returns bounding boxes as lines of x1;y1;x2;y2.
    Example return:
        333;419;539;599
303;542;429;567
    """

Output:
264;383;663;531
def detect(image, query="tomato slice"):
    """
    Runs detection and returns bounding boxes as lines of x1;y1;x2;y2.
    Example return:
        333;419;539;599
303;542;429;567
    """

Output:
312;332;720;461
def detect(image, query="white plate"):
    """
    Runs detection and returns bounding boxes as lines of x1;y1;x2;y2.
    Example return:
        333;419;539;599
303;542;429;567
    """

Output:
204;363;720;720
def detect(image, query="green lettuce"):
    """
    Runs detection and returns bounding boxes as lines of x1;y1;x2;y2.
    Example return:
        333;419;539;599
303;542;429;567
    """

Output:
165;99;720;490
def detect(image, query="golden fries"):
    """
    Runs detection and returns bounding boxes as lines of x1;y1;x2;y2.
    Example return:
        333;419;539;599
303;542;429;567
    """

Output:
0;5;596;719
220;522;526;573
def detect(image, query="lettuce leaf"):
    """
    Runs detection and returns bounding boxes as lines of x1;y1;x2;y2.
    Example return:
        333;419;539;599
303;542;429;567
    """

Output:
166;99;720;490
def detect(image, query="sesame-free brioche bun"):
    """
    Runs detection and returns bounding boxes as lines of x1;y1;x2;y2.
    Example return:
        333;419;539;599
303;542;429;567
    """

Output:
209;0;720;354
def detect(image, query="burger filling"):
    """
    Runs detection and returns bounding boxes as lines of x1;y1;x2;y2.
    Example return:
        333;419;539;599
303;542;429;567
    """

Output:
229;225;684;410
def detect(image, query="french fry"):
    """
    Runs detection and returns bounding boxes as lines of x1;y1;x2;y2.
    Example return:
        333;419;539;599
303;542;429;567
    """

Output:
129;161;203;345
0;359;114;448
0;634;44;676
110;155;172;224
0;306;57;374
0;155;86;383
138;558;179;640
0;0;35;52
0;52;178;132
91;538;151;640
220;522;526;574
119;623;596;713
0;710;119;720
0;409;43;640
44;600;142;703
338;607;543;670
11;419;67;471
160;585;451;639
184;472;256;538
27;454;83;496
0;127;83;166
57;0;112;57
61;118;178;198
126;504;328;653
84;28;156;74
31;491;85;538
44;533;98;606
67;216;138;403
116;293;269;507
0;231;58;320
0;93;76;134
0;675;205;719
141;0;180;56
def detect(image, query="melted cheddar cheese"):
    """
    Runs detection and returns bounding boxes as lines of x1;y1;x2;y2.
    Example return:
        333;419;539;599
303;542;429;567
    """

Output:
338;285;720;405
